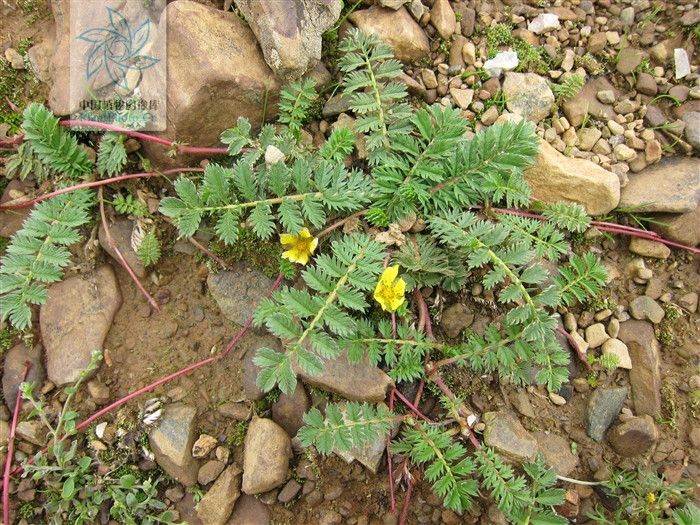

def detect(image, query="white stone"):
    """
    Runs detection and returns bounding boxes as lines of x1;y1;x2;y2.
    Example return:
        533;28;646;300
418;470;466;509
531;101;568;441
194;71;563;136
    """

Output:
264;145;285;165
484;51;519;78
674;48;691;80
527;13;560;34
602;339;632;369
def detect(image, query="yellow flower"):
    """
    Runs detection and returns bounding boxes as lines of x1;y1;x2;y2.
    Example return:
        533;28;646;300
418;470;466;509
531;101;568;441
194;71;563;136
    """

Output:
280;228;318;265
645;492;656;505
374;265;406;312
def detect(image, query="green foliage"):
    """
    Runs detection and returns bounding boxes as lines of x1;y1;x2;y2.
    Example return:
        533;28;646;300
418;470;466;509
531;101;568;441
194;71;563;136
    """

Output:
394;424;478;513
136;229;161;267
320;127;355;162
298;402;396;454
278;78;318;138
253;233;385;393
477;450;567;524
113;193;149;218
0;327;15;353
392;235;467;292
20;103;93;178
96;132;128;177
541;202;591;233
338;28;412;164
552;74;585;102
160;160;368;244
0;190;94;329
344;319;440;383
588;468;697;525
555;253;607;307
20;353;182;525
6;142;52;181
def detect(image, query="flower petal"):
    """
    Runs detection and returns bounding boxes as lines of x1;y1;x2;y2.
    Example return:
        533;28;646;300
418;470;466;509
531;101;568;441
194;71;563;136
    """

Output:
299;228;312;239
381;265;399;284
309;237;319;255
280;233;296;245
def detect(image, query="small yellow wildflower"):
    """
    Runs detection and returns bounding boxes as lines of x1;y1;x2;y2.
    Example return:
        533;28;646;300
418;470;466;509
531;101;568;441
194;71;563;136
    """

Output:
374;265;406;312
280;228;318;265
645;492;656;505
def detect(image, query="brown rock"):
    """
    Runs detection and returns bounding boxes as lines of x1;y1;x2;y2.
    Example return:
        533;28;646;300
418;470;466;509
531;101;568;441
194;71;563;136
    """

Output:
619;157;700;213
40;265;122;385
99;217;147;278
524;140;620;215
562;77;618;128
207;264;275;326
140;0;280;165
483;411;538;463
227;494;271;525
440;303;474;338
651;206;700;247
0;180;33;238
608;415;658;457
618;320;661;417
616;48;644;75
242;418;291;494
430;0;456;39
587;32;607;54
197;464;242;525
348;6;429;64
149;403;199;486
533;432;579;476
198;460;226;486
294;352;393;402
271;383;310;438
3;343;45;411
234;0;341;81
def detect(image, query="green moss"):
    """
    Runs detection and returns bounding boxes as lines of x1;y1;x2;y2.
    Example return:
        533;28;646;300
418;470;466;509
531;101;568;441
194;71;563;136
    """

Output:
0;328;16;354
226;421;248;447
0;58;42;132
210;228;282;278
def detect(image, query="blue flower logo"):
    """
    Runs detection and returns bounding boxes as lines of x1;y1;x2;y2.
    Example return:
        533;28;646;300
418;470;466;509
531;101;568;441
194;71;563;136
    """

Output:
77;7;159;91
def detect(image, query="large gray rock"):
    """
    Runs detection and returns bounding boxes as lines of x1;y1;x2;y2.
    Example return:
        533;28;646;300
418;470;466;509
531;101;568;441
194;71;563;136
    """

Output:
149;403;199;486
618;320;662;417
242;418;291;494
619;157;700;213
3;343;45;411
502;73;555;123
40;265;122;385
562;77;619;127
524;140;620;215
140;0;280;165
98;217;147;279
197;464;242;525
348;6;430;64
234;0;341;81
294;351;393;402
208;264;275;326
483;411;538;463
587;386;628;442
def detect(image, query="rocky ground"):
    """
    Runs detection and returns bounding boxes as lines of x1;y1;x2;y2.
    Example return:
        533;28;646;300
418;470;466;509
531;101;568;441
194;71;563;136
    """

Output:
0;0;699;524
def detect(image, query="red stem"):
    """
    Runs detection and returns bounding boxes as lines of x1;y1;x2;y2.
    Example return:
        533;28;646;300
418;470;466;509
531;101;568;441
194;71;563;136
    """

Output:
489;206;700;255
59;120;229;155
398;477;416;525
188;236;228;270
98;187;160;312
392;388;431;423
0;168;203;211
387;389;396;513
11;273;284;477
3;361;31;525
557;327;590;370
